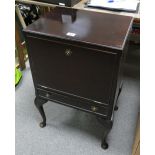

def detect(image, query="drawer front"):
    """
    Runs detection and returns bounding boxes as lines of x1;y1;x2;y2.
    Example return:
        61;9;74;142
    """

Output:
26;36;118;106
37;88;109;117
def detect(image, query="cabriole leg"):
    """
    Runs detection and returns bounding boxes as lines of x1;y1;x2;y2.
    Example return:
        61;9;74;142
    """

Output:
115;84;123;111
34;97;48;128
98;118;113;149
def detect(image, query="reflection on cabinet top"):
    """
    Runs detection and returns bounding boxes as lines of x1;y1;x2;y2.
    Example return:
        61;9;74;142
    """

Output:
24;7;133;50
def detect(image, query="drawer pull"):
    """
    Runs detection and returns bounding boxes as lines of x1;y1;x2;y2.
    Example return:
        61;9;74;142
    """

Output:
46;93;50;98
65;49;72;56
91;106;98;112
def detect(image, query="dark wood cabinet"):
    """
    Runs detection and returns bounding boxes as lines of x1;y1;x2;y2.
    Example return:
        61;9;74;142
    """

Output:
23;7;133;149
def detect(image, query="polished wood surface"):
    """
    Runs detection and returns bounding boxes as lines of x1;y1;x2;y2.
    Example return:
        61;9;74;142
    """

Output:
24;7;133;50
25;36;117;105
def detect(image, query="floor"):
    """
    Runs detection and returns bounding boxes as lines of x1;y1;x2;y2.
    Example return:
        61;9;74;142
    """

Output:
15;43;140;155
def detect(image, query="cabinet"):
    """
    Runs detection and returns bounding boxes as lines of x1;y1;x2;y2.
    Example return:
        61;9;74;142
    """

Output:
24;7;133;149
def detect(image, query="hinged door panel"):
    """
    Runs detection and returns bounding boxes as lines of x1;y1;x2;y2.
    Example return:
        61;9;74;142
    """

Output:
26;36;118;106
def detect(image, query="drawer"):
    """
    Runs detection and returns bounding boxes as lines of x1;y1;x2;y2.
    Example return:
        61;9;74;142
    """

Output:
26;36;118;106
37;88;109;117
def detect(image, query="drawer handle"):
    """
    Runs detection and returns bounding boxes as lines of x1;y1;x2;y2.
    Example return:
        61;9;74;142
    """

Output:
91;106;98;112
65;49;72;56
46;93;50;98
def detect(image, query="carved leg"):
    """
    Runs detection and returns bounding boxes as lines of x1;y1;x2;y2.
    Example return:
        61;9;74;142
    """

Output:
98;118;113;149
118;86;122;98
115;84;123;111
114;105;119;111
34;97;48;128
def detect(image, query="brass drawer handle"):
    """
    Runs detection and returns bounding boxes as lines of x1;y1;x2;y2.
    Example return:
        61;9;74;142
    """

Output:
46;93;50;98
65;49;72;56
91;106;98;112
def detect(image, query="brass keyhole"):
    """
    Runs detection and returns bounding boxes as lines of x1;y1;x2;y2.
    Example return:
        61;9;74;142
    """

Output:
46;93;50;98
65;49;72;56
91;106;97;112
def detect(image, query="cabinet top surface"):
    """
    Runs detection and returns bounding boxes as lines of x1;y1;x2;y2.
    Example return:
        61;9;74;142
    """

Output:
24;7;133;50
